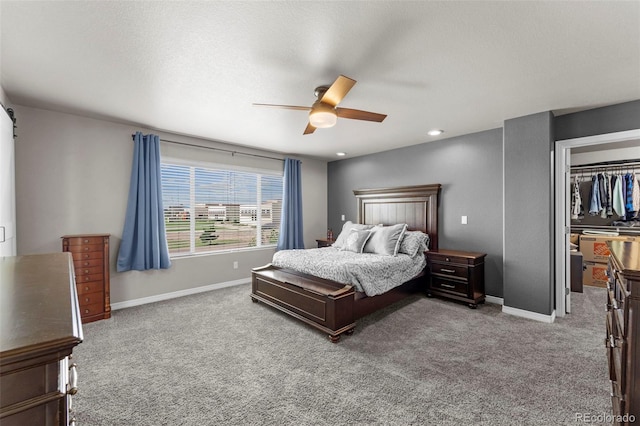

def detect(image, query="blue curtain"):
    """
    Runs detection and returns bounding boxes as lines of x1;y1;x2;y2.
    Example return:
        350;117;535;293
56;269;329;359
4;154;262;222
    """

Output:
277;158;304;250
116;132;171;272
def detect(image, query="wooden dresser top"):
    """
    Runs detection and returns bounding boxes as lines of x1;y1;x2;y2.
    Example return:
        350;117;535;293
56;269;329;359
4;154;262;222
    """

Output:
0;253;83;363
608;241;640;280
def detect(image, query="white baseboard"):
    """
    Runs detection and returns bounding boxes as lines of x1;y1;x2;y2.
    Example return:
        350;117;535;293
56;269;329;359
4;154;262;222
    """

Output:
485;295;503;305
111;278;250;311
502;305;556;323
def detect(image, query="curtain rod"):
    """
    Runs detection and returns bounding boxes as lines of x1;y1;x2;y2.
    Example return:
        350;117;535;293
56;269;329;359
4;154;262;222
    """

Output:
131;134;285;162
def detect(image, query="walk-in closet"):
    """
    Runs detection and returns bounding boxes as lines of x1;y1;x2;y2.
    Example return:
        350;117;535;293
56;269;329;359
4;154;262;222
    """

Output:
569;139;640;293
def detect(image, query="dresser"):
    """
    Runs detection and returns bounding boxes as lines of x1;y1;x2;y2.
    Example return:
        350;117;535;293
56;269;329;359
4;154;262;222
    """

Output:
0;253;83;425
62;234;111;323
426;249;486;308
606;241;640;424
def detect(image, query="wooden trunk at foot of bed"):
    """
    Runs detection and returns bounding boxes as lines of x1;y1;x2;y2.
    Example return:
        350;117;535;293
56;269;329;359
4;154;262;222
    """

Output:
251;265;356;342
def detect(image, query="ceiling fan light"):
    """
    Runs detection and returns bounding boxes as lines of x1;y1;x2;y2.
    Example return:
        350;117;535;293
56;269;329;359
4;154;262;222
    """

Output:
309;110;337;128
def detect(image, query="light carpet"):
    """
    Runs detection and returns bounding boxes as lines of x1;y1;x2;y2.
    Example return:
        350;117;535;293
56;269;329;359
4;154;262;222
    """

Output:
73;284;610;425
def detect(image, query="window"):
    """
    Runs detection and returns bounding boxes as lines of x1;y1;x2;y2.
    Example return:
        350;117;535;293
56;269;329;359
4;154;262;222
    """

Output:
161;162;283;257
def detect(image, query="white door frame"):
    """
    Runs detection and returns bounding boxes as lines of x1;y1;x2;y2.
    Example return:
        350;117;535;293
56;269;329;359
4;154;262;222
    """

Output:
554;129;640;317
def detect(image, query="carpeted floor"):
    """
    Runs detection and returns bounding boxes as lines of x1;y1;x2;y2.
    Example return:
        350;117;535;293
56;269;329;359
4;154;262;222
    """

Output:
73;284;610;425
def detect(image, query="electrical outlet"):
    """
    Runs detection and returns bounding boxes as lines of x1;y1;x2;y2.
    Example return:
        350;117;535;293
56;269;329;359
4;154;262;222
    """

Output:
461;216;468;225
233;261;238;269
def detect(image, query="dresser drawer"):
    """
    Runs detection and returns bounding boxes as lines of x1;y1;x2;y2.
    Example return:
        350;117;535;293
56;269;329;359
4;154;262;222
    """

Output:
69;250;104;261
75;273;104;283
80;301;105;318
73;258;103;269
77;281;103;295
78;291;104;306
431;277;468;296
65;243;104;254
64;236;106;246
75;265;103;276
430;262;468;279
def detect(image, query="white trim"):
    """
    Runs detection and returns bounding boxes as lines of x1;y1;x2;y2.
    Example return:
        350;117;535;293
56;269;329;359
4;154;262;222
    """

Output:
111;278;250;311
554;129;640;317
485;295;504;305
502;305;556;323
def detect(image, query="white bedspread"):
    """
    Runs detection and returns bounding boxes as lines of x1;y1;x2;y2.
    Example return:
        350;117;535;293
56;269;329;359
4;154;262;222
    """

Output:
271;247;426;296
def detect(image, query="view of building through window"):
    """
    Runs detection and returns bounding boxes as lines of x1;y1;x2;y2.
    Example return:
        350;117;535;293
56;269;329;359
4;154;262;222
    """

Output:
161;163;283;256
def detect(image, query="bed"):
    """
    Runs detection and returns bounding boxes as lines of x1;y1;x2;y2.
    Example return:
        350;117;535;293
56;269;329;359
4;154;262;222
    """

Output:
251;184;441;342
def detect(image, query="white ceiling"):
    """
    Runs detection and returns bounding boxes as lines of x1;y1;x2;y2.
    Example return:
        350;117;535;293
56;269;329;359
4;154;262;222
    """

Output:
1;1;639;160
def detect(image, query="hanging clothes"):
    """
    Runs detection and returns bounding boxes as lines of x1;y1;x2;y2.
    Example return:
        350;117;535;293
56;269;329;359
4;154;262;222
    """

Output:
571;176;583;220
625;173;636;219
613;174;626;217
633;173;640;218
600;172;612;218
589;174;602;215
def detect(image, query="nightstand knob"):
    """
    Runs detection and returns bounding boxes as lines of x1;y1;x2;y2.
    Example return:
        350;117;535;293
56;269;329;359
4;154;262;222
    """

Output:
445;257;450;262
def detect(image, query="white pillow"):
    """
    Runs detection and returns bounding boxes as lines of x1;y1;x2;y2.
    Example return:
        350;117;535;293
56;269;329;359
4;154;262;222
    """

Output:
332;221;374;249
341;229;373;253
363;223;408;256
399;231;430;257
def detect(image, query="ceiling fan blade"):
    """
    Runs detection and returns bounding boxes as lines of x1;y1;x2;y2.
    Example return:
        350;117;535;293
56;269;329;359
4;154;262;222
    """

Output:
303;122;316;135
320;75;356;107
336;107;387;122
253;103;311;111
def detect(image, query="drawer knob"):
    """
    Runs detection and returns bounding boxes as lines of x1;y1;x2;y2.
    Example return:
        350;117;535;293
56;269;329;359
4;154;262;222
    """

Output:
84;297;90;303
84;309;90;314
445;257;450;262
84;269;89;273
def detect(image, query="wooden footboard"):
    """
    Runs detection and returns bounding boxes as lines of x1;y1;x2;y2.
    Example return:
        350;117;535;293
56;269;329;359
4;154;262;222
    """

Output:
251;264;356;342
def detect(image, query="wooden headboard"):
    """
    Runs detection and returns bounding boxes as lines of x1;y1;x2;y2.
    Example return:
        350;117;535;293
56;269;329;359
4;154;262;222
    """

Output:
353;184;441;250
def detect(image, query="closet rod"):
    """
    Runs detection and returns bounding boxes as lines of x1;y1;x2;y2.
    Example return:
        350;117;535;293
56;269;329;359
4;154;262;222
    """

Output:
571;159;640;173
131;134;285;162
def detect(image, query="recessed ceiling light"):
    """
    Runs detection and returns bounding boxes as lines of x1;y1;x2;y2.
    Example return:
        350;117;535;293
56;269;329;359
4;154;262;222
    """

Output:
428;129;443;136
336;152;347;157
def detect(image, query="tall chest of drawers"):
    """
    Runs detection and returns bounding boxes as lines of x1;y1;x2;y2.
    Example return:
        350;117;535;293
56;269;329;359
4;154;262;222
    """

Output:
606;241;640;424
62;234;111;323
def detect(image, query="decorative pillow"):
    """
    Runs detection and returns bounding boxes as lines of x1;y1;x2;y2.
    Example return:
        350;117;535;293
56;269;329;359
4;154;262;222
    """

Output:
399;231;430;257
340;229;373;253
332;221;374;249
363;223;408;256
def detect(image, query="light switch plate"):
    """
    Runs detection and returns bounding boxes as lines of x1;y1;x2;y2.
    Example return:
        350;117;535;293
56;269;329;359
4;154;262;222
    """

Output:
461;216;468;225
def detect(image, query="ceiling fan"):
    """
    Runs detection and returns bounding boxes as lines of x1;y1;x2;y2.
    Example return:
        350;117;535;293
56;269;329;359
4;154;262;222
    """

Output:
253;75;387;135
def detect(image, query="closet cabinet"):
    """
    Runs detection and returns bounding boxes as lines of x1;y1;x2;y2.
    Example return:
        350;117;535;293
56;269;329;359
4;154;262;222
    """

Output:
62;234;111;323
606;241;640;424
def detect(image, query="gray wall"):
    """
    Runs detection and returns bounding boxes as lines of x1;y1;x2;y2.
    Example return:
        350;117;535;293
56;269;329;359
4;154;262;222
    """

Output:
12;104;328;305
555;100;640;140
328;128;504;298
504;112;554;314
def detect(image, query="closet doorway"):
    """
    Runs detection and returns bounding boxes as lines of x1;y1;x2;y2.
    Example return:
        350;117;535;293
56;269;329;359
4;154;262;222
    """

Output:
554;129;640;318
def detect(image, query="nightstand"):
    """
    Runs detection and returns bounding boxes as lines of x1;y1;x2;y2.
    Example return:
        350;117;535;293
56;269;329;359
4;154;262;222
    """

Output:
426;249;486;308
316;239;334;248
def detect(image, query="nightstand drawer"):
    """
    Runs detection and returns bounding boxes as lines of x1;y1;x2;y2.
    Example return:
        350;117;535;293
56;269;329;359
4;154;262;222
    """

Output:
429;254;468;265
430;262;468;279
431;277;468;295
